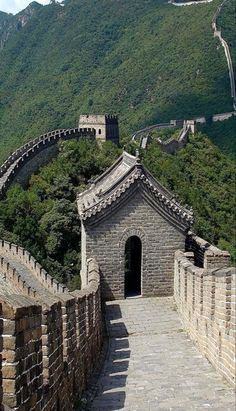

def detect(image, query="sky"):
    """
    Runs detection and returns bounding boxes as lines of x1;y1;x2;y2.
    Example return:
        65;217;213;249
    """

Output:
0;0;62;14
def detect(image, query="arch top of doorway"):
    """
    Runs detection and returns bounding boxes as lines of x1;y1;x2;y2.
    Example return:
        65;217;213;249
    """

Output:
119;227;146;249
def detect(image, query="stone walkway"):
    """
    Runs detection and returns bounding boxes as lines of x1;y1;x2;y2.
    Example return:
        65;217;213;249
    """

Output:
89;297;235;411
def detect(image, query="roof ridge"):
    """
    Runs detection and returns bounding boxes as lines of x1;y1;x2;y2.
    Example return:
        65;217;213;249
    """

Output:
77;150;136;201
80;169;193;225
92;152;124;185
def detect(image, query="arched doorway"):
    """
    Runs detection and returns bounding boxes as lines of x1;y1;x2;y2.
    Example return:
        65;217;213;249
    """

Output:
125;236;142;297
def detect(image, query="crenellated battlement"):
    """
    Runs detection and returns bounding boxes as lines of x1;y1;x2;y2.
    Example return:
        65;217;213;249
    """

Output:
0;255;37;298
0;127;95;178
104;114;119;123
0;240;68;295
174;246;235;387
0;253;102;410
185;232;231;269
0;127;96;198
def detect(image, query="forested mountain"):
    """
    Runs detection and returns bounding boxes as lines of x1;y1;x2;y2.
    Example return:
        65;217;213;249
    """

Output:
0;0;235;163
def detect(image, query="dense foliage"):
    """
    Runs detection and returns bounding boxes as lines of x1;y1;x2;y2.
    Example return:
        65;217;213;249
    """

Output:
199;116;236;159
0;136;235;290
143;134;236;262
0;0;234;163
0;139;121;289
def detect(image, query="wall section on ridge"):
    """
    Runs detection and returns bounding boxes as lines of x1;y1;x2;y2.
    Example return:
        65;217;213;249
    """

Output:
0;128;95;198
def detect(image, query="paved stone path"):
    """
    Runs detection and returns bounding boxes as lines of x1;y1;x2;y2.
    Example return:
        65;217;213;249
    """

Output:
90;297;235;411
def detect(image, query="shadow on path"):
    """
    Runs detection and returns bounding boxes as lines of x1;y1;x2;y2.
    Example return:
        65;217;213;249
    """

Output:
88;297;235;411
90;303;129;411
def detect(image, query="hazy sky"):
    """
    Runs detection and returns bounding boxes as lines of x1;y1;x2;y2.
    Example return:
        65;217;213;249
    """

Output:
0;0;62;14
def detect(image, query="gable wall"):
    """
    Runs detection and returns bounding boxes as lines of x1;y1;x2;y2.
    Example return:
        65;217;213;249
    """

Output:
84;190;186;300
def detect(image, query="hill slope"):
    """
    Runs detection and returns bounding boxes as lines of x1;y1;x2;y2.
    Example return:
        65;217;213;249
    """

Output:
0;0;234;163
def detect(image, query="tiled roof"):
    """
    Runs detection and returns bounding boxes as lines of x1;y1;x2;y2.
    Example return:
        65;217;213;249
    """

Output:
77;151;193;227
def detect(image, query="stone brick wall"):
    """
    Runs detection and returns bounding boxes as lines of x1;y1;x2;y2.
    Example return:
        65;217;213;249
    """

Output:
0;258;103;410
0;255;37;297
186;233;231;269
0;240;67;295
174;250;235;387
156;123;191;154
1;295;43;409
85;191;186;300
10;145;58;187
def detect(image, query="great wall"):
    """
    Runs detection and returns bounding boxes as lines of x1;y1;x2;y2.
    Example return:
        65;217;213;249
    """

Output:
1;108;236;200
0;225;235;409
0;145;235;409
0;2;235;408
0;0;236;411
0;144;236;411
132;109;236;150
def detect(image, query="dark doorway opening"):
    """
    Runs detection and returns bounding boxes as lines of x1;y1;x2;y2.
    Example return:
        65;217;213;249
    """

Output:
125;236;142;297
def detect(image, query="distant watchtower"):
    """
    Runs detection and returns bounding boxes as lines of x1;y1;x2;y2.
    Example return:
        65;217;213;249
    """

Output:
79;114;119;145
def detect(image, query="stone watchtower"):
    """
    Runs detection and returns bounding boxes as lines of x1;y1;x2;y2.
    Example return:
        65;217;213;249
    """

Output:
79;114;119;145
77;151;193;300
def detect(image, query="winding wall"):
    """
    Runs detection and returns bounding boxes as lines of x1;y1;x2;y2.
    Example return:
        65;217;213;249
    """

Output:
131;121;183;140
0;127;95;198
132;110;235;146
212;0;236;109
171;0;235;109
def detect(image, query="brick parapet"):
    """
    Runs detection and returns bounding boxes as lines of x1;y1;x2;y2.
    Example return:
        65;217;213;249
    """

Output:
0;258;103;410
186;233;231;269
174;250;236;387
0;256;37;298
156;125;190;154
0;240;68;295
0;128;95;178
1;295;43;409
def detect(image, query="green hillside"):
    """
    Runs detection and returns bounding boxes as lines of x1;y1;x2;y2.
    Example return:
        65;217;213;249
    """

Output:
199;117;236;159
0;0;234;163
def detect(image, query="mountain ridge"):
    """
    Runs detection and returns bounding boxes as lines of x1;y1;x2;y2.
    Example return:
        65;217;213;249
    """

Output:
0;1;42;49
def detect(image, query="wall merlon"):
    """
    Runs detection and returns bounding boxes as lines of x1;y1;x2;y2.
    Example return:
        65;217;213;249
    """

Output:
186;233;231;269
0;240;69;296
